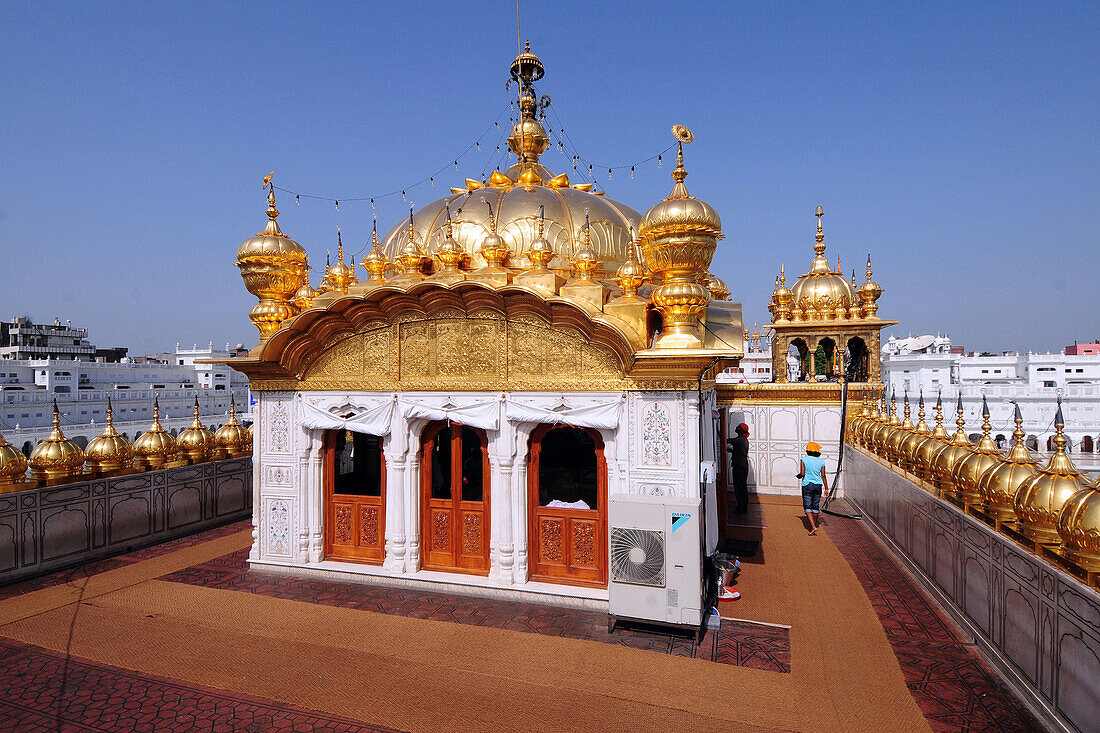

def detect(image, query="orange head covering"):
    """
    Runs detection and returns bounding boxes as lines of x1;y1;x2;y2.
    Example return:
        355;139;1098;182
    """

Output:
806;441;822;453
736;423;749;436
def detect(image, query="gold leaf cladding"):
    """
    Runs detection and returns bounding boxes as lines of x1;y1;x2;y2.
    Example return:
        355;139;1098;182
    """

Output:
302;335;364;381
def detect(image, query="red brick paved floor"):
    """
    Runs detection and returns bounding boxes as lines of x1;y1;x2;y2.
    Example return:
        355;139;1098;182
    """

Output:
0;638;401;733
162;547;792;673
824;512;1045;733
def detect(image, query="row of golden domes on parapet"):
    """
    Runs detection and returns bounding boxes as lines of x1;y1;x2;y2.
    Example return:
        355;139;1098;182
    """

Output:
768;207;883;324
851;389;1100;575
0;398;251;490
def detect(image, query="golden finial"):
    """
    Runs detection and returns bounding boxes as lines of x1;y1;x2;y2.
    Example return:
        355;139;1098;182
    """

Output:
902;389;912;426
526;204;554;270
362;218;389;284
571;211;599;282
28;399;85;481
780;263;787;285
955;392;965;432
866;252;873;279
436;207;465;273
263;172;277;219
614;228;645;299
814;205;825;255
917;390;926;425
667;124;694;199
477;200;509;269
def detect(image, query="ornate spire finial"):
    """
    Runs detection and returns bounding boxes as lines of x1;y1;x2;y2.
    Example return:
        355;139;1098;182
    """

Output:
336;226;343;262
1052;396;1066;453
981;395;992;436
106;396;114;426
956;392;965;431
779;263;786;285
866;252;873;279
52;399;60;430
1012;402;1024;443
263;172;277;219
668;125;693;198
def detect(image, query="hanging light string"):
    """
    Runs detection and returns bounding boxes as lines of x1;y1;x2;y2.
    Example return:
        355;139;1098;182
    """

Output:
272;103;513;209
545;105;677;185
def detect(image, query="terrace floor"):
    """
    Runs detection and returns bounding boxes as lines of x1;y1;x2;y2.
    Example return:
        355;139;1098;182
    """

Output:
0;496;1044;732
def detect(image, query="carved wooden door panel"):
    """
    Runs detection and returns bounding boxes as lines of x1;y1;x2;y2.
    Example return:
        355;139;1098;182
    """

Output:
528;425;608;588
324;430;386;564
420;422;489;575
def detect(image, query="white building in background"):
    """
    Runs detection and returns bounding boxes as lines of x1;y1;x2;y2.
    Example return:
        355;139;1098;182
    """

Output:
881;335;1100;455
717;326;773;383
0;326;252;455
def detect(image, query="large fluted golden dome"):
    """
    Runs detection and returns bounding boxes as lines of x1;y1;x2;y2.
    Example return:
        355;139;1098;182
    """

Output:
178;399;215;462
0;431;27;485
134;398;179;469
236;187;309;265
85;398;134;475
381;45;641;278
28;402;85;481
214;399;251;458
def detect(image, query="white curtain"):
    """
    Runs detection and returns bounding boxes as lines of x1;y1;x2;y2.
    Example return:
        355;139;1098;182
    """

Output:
504;396;624;430
398;397;500;431
297;395;395;434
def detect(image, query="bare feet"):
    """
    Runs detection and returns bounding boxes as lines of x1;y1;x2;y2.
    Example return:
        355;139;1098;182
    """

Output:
809;528;817;536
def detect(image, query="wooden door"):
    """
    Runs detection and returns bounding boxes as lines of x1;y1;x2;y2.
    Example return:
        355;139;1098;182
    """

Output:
528;424;608;587
324;430;386;564
420;422;490;575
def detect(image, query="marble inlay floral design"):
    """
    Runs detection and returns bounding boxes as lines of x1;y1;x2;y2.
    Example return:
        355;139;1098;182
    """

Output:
269;500;290;555
642;402;671;466
269;401;289;453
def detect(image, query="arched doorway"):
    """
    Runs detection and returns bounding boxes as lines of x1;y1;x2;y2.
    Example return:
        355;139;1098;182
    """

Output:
419;422;490;575
324;430;386;564
818;337;836;381
1082;435;1094;453
527;424;608;587
845;337;869;382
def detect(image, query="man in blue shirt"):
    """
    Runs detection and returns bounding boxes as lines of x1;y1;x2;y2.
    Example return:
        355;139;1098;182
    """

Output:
796;441;829;535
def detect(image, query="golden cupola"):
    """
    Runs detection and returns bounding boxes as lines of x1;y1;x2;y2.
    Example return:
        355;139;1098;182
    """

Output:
930;394;973;498
84;397;134;476
236;174;309;338
28;401;85;482
361;220;390;285
952;395;1002;507
380;45;642;278
327;228;358;294
857;254;883;319
913;392;950;482
787;208;856;322
866;390;888;450
637;127;724;349
900;390;932;472
0;430;28;486
214;398;251;458
1014;399;1088;545
1057;475;1100;572
872;389;899;455
133;397;179;470
978;402;1038;522
178;398;215;463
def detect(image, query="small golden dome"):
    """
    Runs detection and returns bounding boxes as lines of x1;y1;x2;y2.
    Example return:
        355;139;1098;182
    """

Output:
952;396;1002;506
327;229;358;293
28;401;85;481
703;272;730;301
570;214;599;281
614;239;646;299
178;398;215;463
1014;399;1087;544
292;280;317;311
912;393;951;482
885;391;915;464
865;391;889;449
900;392;932;469
978;403;1038;521
637;135;722;243
134;397;179;469
525;206;554;271
1057;476;1100;572
361;221;390;284
856;390;883;446
85;398;134;475
215;399;251;458
857;254;883;318
930;394;973;497
788;208;855;322
0;430;28;484
872;390;901;455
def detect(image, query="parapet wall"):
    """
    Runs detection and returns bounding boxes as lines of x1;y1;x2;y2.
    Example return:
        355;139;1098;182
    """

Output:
0;457;252;586
846;448;1099;733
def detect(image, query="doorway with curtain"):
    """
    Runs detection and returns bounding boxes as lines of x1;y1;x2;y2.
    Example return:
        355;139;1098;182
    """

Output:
324;430;386;564
419;421;491;575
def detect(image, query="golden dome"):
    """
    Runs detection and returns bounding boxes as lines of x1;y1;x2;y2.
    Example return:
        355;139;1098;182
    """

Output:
885;391;915;465
178;398;215;463
863;391;887;449
381;47;641;278
912;393;951;483
215;398;251;458
857;254;883;318
134;397;179;470
930;394;973;498
1057;476;1100;571
788;208;855;322
952;396;1002;507
703;272;730;301
978;403;1038;522
28;401;85;482
0;430;28;485
848;393;871;445
1014;399;1087;544
637;130;722;244
361;221;390;284
858;390;884;446
236;176;309;337
292;280;317;311
871;390;900;455
900;391;932;470
85;398;134;475
327;229;358;293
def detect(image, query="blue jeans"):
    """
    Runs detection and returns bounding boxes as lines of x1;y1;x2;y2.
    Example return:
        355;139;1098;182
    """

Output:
802;483;823;513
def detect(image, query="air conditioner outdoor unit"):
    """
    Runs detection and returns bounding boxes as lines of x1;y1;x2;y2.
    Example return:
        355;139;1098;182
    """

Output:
607;495;703;634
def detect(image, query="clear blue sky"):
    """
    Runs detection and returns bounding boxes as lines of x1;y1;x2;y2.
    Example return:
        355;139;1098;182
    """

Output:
2;1;1097;355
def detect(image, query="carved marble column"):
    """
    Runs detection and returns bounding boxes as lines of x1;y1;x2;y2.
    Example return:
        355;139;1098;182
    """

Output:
807;336;820;383
249;395;262;561
511;424;532;584
307;431;324;563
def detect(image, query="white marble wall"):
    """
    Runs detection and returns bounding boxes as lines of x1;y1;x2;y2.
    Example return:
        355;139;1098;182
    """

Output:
725;402;846;496
251;389;712;595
